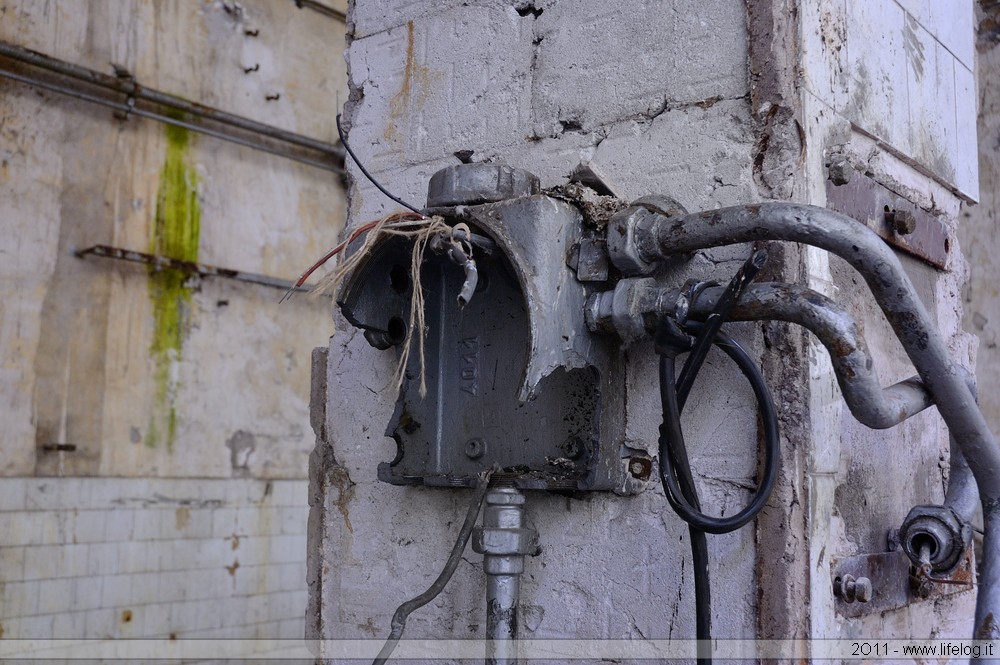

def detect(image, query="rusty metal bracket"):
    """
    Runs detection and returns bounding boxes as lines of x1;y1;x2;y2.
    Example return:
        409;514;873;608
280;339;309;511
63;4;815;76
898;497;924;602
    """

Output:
76;245;311;294
832;548;975;618
825;173;950;270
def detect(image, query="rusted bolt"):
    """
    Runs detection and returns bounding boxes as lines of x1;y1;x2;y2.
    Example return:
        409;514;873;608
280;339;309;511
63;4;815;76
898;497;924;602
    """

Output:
827;156;853;186
854;577;872;602
465;438;486;460
564;438;585;460
909;568;935;599
885;208;917;235
627;457;652;480
834;574;872;603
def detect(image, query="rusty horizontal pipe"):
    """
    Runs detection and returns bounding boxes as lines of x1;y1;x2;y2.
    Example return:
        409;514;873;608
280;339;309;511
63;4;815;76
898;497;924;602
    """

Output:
0;39;345;171
294;0;347;22
76;244;311;294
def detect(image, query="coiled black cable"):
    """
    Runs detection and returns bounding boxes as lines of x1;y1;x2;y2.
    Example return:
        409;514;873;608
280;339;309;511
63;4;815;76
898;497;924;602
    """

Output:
656;320;780;665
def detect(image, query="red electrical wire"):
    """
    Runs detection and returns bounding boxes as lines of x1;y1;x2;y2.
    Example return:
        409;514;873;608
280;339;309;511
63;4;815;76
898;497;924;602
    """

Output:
280;211;423;303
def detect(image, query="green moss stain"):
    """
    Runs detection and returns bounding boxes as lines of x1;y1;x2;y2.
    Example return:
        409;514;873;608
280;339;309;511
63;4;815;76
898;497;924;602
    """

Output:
147;121;200;450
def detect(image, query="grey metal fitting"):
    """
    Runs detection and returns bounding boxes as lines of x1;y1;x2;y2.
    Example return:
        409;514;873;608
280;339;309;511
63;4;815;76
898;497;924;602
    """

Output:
426;163;540;207
585;278;678;345
899;504;973;573
473;489;539;576
606;205;659;275
606;196;688;275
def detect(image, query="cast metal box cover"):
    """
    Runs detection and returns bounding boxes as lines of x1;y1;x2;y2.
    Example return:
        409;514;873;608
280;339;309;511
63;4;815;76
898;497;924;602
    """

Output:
338;164;642;493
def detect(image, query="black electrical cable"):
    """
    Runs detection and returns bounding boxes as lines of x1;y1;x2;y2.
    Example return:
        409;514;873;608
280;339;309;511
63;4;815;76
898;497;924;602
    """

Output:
372;468;494;665
656;321;780;665
659;327;780;533
336;113;426;217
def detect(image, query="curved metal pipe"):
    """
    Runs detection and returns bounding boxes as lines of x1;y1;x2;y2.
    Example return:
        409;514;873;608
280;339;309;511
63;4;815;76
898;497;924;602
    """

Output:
689;283;932;429
947;442;980;525
690;283;979;539
693;283;980;549
612;202;1000;498
610;201;1000;634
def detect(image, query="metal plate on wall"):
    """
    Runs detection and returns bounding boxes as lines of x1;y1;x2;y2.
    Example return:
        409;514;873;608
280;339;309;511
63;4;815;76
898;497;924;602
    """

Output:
831;549;975;618
826;175;950;270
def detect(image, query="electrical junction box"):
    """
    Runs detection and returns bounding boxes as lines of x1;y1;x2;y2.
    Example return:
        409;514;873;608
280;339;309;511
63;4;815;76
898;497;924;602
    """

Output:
338;164;647;493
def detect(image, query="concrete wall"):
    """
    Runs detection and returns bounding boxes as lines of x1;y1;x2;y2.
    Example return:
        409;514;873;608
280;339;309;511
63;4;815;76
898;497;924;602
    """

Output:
962;2;1000;439
0;0;348;648
793;0;979;645
308;0;983;660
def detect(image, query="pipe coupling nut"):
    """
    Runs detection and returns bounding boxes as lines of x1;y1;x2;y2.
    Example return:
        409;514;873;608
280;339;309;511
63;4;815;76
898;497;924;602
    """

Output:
607;206;658;275
899;504;972;573
472;527;539;557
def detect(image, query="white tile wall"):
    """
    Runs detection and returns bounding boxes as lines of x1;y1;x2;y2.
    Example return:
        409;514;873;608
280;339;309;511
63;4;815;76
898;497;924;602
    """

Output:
801;0;978;199
0;478;308;644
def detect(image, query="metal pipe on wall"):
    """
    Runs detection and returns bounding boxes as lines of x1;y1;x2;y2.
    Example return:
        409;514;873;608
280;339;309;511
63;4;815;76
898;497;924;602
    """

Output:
689;282;934;429
473;488;537;665
0;40;344;173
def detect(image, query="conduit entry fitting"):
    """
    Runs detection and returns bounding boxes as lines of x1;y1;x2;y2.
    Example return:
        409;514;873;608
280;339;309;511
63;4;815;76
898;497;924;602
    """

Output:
472;488;538;665
335;162;995;659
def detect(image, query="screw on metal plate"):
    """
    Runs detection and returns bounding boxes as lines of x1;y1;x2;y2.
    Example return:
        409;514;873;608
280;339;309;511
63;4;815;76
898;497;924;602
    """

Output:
465;438;487;460
885;208;917;235
834;574;873;603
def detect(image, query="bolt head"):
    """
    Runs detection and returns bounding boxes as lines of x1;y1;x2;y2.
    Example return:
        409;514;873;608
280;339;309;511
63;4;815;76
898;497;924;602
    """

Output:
854;576;873;603
827;157;853;186
626;457;652;480
606;206;657;275
464;438;486;460
885;208;917;235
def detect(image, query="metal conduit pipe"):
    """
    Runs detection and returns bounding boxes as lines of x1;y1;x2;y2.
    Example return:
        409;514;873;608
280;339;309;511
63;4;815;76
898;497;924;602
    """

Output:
607;201;1000;637
587;279;968;430
694;283;980;597
689;282;933;429
947;444;981;525
471;488;538;665
691;283;981;525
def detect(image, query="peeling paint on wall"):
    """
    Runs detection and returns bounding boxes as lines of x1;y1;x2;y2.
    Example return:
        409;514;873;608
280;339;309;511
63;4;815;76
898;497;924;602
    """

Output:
147;121;201;450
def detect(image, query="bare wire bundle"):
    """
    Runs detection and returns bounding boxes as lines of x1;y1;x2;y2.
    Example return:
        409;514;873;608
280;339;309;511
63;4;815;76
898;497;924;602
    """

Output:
308;213;452;398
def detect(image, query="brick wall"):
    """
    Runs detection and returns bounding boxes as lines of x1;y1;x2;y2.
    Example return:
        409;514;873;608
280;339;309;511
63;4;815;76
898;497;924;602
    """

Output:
0;478;308;642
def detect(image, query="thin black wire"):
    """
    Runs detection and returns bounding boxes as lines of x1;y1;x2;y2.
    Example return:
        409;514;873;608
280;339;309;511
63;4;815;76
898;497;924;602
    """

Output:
372;468;494;665
336;113;425;216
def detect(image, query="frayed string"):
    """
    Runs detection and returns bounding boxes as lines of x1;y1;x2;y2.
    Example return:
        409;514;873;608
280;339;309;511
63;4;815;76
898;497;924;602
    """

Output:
311;214;452;397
